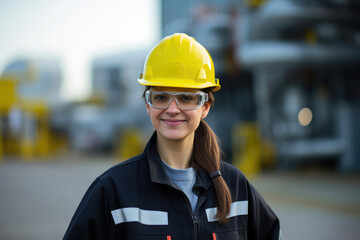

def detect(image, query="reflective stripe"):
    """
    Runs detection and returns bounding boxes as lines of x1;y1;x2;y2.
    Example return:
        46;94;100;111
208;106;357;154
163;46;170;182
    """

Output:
206;201;248;222
111;207;168;225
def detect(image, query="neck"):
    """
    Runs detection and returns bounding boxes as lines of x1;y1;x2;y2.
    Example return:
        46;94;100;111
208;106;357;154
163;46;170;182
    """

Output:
156;132;194;169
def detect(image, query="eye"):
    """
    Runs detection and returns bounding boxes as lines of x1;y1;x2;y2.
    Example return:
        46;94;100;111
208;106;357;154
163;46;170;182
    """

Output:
153;94;169;102
179;95;194;102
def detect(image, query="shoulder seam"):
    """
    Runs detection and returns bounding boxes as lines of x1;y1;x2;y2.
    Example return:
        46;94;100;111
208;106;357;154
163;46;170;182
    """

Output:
99;153;146;177
116;154;145;166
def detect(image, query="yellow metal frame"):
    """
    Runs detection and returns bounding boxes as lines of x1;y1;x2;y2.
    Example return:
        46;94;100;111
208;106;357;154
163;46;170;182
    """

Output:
232;121;276;177
115;128;144;161
0;78;17;112
0;79;18;160
0;78;67;160
245;0;267;8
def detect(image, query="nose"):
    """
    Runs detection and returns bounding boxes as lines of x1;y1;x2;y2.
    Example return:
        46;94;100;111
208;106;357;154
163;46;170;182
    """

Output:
165;98;181;113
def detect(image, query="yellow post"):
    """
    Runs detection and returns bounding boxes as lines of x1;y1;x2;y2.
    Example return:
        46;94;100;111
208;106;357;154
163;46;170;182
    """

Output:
20;111;36;159
232;122;262;177
115;128;144;162
20;100;52;160
32;101;51;157
0;114;3;160
0;79;17;111
0;79;18;160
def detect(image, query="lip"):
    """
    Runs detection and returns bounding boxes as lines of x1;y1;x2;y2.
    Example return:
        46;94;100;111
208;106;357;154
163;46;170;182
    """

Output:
161;119;186;126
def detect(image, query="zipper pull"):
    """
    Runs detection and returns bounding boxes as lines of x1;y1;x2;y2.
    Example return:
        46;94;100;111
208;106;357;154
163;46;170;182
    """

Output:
193;216;198;240
212;232;217;240
193;215;198;224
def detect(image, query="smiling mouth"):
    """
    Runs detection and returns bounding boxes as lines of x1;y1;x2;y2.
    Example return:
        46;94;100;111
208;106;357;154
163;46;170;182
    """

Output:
161;119;185;126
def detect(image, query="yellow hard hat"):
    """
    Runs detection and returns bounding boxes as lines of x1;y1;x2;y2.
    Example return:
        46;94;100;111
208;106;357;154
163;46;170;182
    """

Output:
138;33;220;92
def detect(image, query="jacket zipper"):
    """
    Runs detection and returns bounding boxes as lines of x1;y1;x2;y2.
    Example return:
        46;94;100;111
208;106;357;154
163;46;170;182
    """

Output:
178;190;199;240
193;215;198;240
168;183;204;240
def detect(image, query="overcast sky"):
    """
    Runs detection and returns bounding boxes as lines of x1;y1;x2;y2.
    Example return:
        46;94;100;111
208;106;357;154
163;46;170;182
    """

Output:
0;0;160;100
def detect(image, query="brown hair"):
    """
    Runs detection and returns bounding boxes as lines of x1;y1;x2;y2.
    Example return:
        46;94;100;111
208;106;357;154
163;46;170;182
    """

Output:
143;87;232;224
192;89;232;224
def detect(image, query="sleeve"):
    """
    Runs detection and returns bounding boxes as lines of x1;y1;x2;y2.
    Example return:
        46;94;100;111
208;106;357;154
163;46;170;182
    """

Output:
63;178;112;240
247;181;283;240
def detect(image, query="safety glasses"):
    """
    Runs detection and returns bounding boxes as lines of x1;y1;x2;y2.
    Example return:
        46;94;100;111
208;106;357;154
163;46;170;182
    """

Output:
145;90;208;110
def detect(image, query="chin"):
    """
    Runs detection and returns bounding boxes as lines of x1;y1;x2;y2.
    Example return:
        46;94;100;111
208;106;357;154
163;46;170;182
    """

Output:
158;130;190;142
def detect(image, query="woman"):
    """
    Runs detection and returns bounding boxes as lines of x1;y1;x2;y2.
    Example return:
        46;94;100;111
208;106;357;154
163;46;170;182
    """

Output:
63;33;282;240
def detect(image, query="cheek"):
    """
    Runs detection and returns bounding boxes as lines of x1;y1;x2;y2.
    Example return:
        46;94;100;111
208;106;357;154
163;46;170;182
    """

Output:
149;111;157;121
148;109;161;122
189;111;203;124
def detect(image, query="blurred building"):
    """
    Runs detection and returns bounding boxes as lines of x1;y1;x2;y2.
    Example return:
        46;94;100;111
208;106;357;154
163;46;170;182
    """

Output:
67;49;153;158
161;0;360;172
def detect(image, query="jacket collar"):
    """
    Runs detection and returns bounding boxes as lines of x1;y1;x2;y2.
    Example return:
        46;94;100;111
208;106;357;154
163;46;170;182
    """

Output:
145;132;212;191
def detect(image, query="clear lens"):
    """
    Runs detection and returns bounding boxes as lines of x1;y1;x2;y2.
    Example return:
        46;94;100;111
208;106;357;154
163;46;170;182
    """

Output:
146;90;208;110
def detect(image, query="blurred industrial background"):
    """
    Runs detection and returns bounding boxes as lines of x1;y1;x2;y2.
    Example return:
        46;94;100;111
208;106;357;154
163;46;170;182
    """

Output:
1;0;360;239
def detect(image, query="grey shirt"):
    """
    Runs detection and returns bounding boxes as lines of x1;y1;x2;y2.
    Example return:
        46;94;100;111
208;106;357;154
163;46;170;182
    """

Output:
161;160;198;213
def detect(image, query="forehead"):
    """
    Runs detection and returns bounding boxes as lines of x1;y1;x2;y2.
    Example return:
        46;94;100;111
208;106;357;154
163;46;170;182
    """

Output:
150;87;202;93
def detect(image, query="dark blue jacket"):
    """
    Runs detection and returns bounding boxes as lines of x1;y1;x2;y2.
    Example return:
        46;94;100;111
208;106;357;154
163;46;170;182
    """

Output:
63;133;282;240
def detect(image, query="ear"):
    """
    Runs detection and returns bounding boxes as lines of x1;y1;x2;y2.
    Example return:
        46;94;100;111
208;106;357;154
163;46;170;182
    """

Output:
146;103;151;116
201;101;211;119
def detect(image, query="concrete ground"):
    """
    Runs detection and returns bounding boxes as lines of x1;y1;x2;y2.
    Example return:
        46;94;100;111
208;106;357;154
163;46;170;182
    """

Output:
251;171;360;240
0;155;359;240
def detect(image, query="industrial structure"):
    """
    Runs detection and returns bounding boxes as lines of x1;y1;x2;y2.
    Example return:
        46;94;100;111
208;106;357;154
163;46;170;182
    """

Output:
68;49;152;159
68;0;360;172
1;0;359;173
161;0;360;172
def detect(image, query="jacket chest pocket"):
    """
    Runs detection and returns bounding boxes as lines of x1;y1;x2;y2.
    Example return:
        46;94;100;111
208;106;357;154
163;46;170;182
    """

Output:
213;228;246;240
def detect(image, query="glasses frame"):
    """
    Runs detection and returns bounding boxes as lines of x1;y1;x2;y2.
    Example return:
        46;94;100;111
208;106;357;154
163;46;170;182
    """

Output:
145;90;209;110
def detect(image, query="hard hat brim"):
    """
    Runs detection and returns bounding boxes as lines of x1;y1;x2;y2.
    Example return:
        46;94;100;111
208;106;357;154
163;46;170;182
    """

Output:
138;78;221;92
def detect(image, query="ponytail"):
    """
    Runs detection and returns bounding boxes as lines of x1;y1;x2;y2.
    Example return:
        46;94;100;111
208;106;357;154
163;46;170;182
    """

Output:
193;92;232;224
